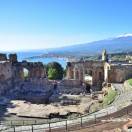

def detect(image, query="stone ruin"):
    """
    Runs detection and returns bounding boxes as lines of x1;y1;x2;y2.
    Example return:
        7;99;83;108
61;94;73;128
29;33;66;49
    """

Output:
0;51;132;101
0;53;46;81
0;53;7;61
0;51;132;100
0;51;132;103
66;50;132;90
0;53;48;102
0;53;86;105
0;51;132;118
0;53;89;118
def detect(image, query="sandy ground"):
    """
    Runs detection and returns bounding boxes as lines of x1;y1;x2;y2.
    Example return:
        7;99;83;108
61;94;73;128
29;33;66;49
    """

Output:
7;95;93;118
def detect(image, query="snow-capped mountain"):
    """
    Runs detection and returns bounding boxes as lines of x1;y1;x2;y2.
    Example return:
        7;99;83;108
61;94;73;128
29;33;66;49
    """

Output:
47;34;132;56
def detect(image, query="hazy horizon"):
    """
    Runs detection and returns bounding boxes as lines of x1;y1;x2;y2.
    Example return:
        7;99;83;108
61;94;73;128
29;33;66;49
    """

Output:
0;0;132;51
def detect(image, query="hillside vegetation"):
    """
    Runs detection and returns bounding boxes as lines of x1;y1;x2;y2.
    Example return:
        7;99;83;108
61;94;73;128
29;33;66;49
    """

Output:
128;79;132;86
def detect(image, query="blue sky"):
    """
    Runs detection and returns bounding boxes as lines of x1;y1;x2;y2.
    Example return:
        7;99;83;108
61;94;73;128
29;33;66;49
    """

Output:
0;0;132;51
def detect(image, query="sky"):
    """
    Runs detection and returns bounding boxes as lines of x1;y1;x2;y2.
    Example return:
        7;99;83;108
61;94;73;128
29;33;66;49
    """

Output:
0;0;132;51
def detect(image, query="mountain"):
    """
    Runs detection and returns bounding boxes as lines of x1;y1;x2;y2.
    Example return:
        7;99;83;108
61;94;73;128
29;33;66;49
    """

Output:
47;35;132;56
7;34;132;59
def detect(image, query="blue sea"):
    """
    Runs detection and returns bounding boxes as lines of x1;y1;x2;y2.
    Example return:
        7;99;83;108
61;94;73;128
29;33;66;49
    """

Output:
16;52;67;68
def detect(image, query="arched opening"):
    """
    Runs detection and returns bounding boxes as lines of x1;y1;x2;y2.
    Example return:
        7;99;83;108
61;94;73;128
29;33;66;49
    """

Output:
85;70;88;74
85;70;93;76
85;83;91;93
75;71;79;80
84;70;93;85
23;68;29;79
88;70;93;76
99;72;102;80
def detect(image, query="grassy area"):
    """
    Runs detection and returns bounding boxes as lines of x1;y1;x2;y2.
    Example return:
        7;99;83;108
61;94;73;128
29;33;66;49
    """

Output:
128;79;132;86
102;88;117;107
89;88;117;113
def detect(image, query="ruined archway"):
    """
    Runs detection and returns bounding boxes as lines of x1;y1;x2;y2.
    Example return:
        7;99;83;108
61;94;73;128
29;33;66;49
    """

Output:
98;71;103;81
75;71;79;80
84;69;93;85
88;70;93;76
85;83;91;93
23;68;29;79
85;69;93;76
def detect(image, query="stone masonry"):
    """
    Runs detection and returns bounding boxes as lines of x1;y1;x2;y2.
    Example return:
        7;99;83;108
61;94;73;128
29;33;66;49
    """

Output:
66;51;132;88
0;53;47;96
66;61;104;87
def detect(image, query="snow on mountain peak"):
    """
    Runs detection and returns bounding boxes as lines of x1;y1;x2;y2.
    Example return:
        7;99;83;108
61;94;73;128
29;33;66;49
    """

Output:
117;33;132;38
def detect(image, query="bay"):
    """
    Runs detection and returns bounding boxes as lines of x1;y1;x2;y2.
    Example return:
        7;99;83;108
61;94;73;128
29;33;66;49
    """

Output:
16;52;67;68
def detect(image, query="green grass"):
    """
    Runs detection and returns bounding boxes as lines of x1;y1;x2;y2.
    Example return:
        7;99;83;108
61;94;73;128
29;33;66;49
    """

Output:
89;88;117;113
102;88;117;107
128;79;132;86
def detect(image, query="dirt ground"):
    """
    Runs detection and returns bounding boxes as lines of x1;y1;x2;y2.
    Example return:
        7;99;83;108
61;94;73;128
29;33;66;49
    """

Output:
7;95;93;118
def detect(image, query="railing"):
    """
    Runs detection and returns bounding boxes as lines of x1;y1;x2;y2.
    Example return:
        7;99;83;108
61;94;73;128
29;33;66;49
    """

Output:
0;83;131;131
1;104;132;132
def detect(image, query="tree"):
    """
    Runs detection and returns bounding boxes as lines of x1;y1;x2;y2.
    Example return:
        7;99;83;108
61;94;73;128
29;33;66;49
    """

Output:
47;62;64;80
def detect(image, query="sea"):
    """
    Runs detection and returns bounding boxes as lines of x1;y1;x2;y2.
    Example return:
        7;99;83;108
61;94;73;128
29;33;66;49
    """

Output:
16;52;67;68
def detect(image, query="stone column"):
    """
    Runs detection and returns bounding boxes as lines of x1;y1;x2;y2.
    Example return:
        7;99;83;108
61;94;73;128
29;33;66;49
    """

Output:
74;68;77;80
40;67;46;78
79;70;83;81
66;67;74;79
83;68;85;81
